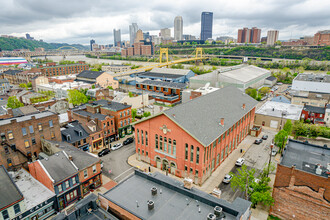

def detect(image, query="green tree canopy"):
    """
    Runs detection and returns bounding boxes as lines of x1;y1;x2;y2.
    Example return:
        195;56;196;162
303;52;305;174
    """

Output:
274;129;288;152
7;96;24;109
230;165;256;200
68;89;88;106
283;119;292;135
131;108;137;121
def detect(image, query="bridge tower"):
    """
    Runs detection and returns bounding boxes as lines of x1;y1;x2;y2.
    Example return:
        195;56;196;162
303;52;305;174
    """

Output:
195;48;203;58
159;48;169;64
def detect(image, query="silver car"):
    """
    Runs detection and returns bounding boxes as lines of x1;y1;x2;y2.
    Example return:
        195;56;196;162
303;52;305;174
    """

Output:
223;174;232;184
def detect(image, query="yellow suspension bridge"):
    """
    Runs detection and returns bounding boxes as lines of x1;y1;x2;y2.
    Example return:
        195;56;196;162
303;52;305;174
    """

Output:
113;47;207;77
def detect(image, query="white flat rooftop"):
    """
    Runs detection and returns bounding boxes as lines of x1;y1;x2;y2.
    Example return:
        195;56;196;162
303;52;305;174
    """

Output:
9;169;55;210
50;74;77;80
219;65;270;83
256;101;303;120
150;67;192;75
38;81;92;90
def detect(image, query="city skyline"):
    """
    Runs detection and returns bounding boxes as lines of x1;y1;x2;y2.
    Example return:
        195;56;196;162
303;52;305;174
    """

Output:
0;0;329;45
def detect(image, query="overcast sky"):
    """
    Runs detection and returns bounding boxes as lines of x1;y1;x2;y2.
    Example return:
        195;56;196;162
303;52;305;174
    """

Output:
1;0;329;45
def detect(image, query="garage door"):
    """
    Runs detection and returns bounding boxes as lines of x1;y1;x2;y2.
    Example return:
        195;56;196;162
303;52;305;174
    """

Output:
270;120;278;128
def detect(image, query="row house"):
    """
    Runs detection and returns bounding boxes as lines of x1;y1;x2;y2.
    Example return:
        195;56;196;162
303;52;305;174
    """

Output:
76;70;119;89
133;86;258;185
86;100;132;138
0;78;10;95
3;70;22;84
0;166;56;220
15;69;45;84
61;120;91;151
0;111;61;170
41;140;103;199
28;151;80;211
68;108;115;150
31;62;89;77
301;105;326;124
135;80;186;105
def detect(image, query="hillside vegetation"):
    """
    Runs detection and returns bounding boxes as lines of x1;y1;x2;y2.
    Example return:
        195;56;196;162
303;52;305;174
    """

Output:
0;37;88;51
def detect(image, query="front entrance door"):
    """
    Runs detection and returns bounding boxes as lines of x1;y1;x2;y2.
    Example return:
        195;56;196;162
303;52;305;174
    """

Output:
170;162;176;175
162;160;169;171
59;196;65;210
156;157;161;169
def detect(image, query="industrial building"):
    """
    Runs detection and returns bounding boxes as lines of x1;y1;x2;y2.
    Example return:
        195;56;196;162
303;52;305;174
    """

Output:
189;65;271;90
292;73;330;94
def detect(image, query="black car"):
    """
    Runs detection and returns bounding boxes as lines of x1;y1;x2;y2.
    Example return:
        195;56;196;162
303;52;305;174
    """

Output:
123;137;134;145
254;139;263;145
262;135;268;140
98;148;110;157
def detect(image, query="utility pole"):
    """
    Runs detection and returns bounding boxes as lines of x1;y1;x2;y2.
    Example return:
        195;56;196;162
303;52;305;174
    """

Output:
267;143;274;177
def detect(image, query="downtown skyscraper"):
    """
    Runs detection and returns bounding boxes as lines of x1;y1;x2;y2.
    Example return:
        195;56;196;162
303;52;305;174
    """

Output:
174;16;183;41
201;12;213;40
129;23;138;46
113;29;121;47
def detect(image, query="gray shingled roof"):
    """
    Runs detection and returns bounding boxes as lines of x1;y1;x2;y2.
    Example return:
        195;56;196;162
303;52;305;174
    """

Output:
39;151;78;183
47;141;100;170
73;110;108;120
0;165;24;210
93;99;131;111
61;121;90;144
303;105;325;114
3;70;22;75
0;111;55;126
164;86;258;146
77;70;104;80
139;79;186;89
138;72;183;79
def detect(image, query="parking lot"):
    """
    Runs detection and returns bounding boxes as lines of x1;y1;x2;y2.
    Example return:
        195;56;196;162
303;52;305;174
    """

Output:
218;129;278;202
99;139;136;183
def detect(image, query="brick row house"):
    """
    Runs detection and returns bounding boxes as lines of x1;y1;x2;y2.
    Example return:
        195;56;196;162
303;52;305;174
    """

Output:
31;62;89;77
133;86;258;185
61;120;91;151
3;70;22;84
270;139;330;220
301;105;326;124
0;111;61;170
68;107;116;151
135;80;186;105
40;140;103;200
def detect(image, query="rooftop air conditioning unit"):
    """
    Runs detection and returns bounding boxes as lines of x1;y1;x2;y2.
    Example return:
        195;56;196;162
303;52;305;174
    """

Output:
207;213;216;220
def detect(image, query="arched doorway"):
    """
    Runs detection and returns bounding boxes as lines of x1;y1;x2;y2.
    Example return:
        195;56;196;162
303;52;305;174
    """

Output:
170;162;177;175
162;159;169;171
155;157;161;169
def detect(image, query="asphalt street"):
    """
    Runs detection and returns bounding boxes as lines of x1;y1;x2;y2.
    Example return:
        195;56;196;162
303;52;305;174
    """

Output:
100;140;136;183
218;129;277;202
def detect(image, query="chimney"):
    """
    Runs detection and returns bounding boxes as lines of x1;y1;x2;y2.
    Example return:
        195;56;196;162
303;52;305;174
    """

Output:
220;118;224;127
55;144;60;148
242;103;246;110
68;155;73;161
7;108;13;116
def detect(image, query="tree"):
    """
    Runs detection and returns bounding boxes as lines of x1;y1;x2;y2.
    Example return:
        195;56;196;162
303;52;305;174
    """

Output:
91;85;96;89
131;108;137;121
143;111;151;118
19;83;27;88
259;87;270;95
128;92;134;97
7;96;24;109
274;129;288;152
107;86;114;90
68;90;88;106
283;119;292;135
250;175;274;207
27;82;32;88
230;165;256;200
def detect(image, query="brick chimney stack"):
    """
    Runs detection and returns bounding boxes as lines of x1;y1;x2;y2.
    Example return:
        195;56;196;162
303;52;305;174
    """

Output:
242;103;246;110
220;118;224;126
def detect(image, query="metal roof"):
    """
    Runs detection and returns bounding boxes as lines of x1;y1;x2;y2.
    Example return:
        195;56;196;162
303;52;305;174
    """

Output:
0;111;55;126
77;70;105;80
139;80;187;89
164;86;258;146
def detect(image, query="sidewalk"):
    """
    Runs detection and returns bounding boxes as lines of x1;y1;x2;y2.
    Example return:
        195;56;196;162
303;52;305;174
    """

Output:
128;134;258;193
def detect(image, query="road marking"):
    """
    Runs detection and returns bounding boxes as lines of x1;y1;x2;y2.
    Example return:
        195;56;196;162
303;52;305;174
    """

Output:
113;167;135;181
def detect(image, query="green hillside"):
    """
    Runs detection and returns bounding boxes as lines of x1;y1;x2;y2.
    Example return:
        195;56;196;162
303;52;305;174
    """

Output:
0;37;88;51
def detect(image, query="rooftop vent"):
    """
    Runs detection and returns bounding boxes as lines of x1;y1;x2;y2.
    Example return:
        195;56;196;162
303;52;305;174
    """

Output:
151;187;157;196
147;200;154;210
242;103;246;110
220;118;224;127
207;213;216;220
183;178;193;190
214;206;225;218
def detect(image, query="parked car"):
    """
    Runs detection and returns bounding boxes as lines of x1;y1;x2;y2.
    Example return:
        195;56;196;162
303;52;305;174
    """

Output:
123;137;134;145
111;143;123;151
222;174;232;184
147;105;154;109
254;139;263;144
271;149;277;156
98;148;110;157
277;82;283;85
262;135;268;140
235;158;245;166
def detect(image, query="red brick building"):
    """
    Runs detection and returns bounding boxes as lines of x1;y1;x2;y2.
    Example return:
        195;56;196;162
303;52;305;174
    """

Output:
31;62;89;77
133;87;258;185
135;80;186;105
237;27;261;43
270;139;330;220
301;105;326;124
314;30;330;46
0;111;61;170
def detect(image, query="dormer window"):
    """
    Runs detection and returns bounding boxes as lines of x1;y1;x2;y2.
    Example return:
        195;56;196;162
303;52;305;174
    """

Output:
79;131;82;136
67;135;71;141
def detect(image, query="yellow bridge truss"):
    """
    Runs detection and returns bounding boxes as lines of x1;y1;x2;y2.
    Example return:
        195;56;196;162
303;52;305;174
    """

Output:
113;47;206;77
